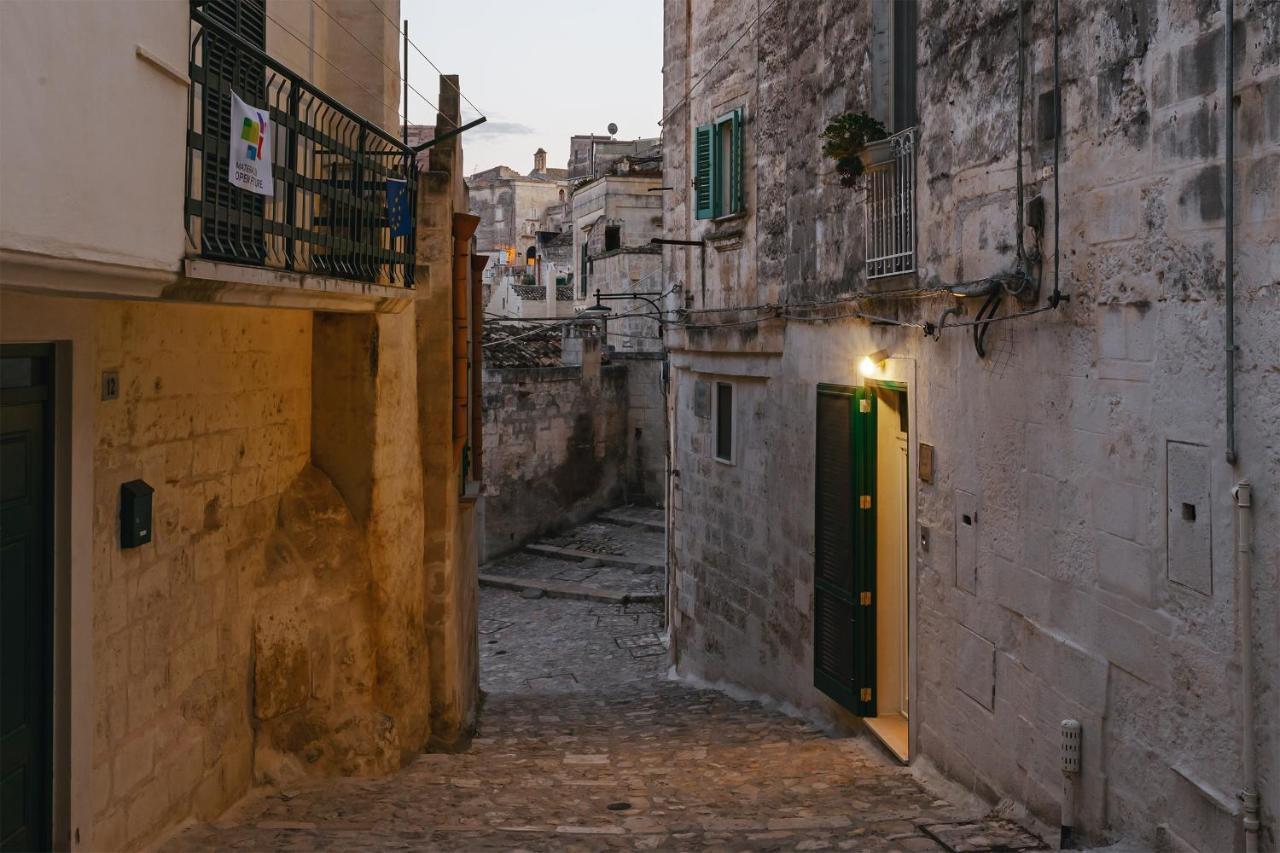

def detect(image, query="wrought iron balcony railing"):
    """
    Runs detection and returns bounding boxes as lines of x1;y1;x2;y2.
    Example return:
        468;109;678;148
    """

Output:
864;127;916;280
185;6;416;286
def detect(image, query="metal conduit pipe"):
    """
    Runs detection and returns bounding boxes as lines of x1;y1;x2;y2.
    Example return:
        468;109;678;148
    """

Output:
1225;0;1238;466
1235;481;1258;853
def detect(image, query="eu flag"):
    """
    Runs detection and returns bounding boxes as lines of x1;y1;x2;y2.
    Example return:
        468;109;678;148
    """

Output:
386;179;411;238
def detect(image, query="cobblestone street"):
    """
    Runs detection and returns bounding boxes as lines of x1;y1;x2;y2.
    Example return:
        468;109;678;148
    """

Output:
163;516;1017;851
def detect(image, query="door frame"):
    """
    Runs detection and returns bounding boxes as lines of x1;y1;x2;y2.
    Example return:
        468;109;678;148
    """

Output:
862;366;919;763
1;343;57;849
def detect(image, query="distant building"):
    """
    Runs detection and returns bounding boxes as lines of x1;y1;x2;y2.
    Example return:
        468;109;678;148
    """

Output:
468;150;569;315
568;134;662;180
571;143;665;352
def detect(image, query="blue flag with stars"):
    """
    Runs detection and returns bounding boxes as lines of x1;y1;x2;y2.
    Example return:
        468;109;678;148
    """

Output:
386;178;411;238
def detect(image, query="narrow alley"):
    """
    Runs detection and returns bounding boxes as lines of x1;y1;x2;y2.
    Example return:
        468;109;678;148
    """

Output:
161;512;1039;852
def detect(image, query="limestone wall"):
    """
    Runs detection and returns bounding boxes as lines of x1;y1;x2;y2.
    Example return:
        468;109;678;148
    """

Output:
91;302;314;848
481;362;638;559
663;0;1280;848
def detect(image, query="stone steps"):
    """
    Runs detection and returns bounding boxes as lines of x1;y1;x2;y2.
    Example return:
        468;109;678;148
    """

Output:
523;542;662;569
477;573;662;605
596;510;665;532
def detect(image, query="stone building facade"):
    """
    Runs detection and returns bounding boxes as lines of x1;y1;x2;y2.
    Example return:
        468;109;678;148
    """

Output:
0;2;482;850
661;0;1279;850
467;154;568;305
571;145;666;354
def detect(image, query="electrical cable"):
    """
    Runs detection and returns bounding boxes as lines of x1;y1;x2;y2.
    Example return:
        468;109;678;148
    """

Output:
1015;0;1026;264
263;10;405;122
302;0;459;127
364;0;487;120
972;289;1003;358
1049;0;1065;307
658;0;783;127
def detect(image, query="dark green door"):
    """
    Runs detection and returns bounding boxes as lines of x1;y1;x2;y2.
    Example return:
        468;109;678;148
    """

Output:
814;385;876;716
0;345;54;852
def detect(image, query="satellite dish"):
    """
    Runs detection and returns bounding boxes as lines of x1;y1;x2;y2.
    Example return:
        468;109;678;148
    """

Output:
607;123;618;136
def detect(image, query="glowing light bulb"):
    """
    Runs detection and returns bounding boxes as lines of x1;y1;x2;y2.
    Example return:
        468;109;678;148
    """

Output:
859;356;878;377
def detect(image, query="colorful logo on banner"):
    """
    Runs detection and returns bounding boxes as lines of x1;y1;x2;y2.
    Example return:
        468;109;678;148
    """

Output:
227;90;273;196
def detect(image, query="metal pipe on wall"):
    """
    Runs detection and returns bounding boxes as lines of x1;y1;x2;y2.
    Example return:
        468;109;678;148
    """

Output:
1225;0;1238;465
1235;482;1258;853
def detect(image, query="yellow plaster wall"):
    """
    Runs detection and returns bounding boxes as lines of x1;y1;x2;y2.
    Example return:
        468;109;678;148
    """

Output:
90;302;312;849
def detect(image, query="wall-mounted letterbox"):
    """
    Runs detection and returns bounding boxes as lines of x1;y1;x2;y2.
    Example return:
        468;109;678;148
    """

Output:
120;480;154;548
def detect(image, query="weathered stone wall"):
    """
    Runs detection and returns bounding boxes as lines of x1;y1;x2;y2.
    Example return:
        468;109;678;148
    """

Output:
481;358;652;559
620;355;669;507
663;0;1280;849
593;250;665;353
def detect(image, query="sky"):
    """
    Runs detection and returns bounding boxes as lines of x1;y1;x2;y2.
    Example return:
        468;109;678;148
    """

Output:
400;0;664;176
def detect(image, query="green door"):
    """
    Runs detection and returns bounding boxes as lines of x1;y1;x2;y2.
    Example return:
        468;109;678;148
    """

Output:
0;345;54;852
814;385;876;716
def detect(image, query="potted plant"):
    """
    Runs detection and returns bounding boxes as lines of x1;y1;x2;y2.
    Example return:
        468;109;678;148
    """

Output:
821;111;890;187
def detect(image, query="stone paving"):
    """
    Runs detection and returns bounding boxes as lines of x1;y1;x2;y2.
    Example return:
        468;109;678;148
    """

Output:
164;585;1010;852
480;550;664;600
479;510;667;602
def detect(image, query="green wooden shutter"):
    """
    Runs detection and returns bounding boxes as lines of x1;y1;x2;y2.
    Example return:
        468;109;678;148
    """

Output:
730;108;744;215
814;385;876;716
694;124;714;220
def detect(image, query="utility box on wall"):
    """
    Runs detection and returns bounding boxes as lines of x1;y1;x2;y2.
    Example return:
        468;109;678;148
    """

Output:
1166;441;1211;594
120;479;154;549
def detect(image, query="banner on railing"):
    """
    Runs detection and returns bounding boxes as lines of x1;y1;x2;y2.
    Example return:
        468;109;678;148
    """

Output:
228;90;274;197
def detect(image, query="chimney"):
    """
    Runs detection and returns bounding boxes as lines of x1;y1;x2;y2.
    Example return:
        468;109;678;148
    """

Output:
533;147;547;173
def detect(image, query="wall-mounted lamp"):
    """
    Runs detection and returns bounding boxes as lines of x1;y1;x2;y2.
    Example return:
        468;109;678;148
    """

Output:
859;349;890;377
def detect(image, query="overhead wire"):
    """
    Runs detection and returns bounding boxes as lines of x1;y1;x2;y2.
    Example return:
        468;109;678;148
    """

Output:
659;0;784;127
263;9;405;122
363;0;487;121
301;0;458;127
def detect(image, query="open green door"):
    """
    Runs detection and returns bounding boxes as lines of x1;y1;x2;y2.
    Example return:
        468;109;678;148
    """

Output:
814;385;876;716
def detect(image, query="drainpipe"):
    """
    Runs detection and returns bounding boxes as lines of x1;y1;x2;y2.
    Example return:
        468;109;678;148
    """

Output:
1234;482;1258;853
1225;0;1237;466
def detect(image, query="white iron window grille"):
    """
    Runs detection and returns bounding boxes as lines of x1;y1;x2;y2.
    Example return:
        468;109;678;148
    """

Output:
864;127;916;280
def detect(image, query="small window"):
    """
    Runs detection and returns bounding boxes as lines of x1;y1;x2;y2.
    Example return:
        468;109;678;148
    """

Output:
694;108;744;220
714;381;734;463
605;225;621;251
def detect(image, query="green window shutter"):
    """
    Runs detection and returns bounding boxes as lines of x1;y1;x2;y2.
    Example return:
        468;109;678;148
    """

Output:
730;108;744;215
694;124;714;220
813;386;877;716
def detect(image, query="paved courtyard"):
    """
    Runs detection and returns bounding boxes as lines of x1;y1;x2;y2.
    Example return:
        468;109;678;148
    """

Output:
163;513;1035;852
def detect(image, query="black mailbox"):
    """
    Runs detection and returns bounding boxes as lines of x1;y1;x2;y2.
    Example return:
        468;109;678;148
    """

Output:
120;480;154;548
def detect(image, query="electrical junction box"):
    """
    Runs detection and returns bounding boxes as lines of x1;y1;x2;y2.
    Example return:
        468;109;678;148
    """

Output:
120;479;154;548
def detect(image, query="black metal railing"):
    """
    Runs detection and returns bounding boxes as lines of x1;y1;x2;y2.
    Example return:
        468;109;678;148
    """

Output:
185;7;416;286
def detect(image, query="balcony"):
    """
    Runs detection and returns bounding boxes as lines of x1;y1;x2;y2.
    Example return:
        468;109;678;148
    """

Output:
185;6;416;287
864;127;916;281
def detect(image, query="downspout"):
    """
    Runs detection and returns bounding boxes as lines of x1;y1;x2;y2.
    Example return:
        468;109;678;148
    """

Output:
1225;0;1237;466
1235;481;1258;853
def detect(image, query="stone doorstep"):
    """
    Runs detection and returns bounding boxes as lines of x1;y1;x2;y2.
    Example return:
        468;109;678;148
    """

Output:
524;542;664;569
597;511;666;532
478;572;663;605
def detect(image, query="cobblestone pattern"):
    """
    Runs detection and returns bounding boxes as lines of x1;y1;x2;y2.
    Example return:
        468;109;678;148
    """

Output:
163;589;968;851
543;519;665;563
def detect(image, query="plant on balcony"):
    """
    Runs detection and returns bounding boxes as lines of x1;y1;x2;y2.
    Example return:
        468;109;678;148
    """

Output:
821;111;889;187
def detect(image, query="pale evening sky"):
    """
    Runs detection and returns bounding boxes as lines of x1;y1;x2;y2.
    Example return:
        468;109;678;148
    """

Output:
400;0;665;176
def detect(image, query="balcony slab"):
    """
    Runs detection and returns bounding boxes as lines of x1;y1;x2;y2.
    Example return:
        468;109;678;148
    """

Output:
0;248;416;314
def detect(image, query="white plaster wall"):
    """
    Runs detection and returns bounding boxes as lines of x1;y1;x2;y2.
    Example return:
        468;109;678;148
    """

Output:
0;1;189;271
